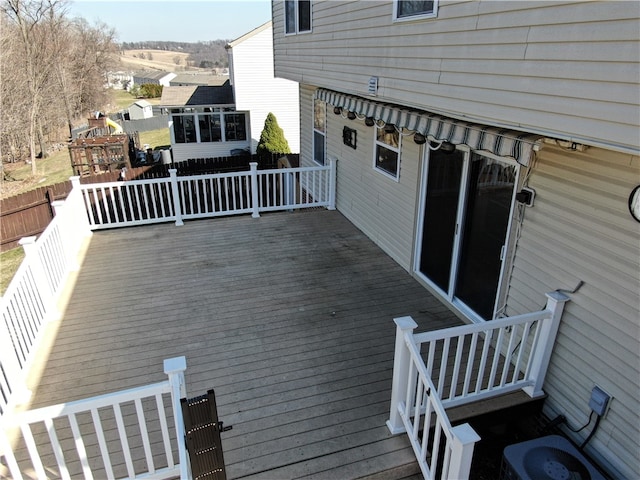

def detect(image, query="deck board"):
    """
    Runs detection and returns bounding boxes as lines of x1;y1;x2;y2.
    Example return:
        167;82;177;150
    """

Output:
20;209;481;478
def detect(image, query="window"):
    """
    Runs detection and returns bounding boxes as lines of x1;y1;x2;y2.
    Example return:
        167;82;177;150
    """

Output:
285;0;311;34
224;113;247;141
313;98;326;165
393;0;437;21
173;115;196;144
374;125;401;179
199;114;222;142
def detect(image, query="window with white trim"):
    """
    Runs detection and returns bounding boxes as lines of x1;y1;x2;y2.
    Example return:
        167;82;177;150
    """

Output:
374;125;401;179
169;107;247;144
313;98;326;165
393;0;438;21
285;0;311;34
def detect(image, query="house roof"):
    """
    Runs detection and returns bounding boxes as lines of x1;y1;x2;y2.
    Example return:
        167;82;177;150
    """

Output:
132;100;152;108
226;20;272;49
134;70;175;81
170;73;229;86
159;84;234;107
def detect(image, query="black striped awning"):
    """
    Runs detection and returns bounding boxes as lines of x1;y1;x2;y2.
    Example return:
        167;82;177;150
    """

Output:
315;88;542;166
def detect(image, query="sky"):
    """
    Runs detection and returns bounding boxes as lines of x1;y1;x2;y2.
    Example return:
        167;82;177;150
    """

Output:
67;0;273;43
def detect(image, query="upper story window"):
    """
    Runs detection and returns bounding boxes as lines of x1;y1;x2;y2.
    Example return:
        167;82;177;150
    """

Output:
313;98;326;165
393;0;438;21
374;125;401;180
285;0;311;34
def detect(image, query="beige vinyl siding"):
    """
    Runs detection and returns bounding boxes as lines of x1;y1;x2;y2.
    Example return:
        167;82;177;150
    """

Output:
504;144;640;479
300;86;420;271
273;1;640;153
230;23;301;153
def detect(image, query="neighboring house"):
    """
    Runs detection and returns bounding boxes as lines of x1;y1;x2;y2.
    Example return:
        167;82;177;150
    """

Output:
106;71;133;90
127;100;154;120
133;70;177;87
170;72;229;86
159;83;250;162
272;1;639;479
226;21;300;153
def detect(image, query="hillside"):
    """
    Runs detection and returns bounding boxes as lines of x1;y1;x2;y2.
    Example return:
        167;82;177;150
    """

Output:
118;49;193;71
118;40;229;72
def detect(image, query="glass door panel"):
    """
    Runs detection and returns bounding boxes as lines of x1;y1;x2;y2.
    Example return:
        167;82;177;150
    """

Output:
454;155;516;319
418;149;464;292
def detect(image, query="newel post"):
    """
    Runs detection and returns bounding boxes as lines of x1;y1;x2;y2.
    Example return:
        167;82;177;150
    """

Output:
164;356;189;479
523;291;570;397
328;158;337;210
250;162;260;218
169;169;184;226
448;423;481;480
386;316;418;435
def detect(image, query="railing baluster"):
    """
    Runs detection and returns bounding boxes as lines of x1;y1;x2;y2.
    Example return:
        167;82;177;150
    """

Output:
488;328;505;389
21;423;47;479
113;403;136;479
412;377;423;439
438;338;450;396
501;324;519;387
134;397;155;474
475;330;492;393
91;407;115;479
512;321;532;383
155;393;174;469
449;335;465;400
68;412;93;479
462;332;478;397
133;183;143;220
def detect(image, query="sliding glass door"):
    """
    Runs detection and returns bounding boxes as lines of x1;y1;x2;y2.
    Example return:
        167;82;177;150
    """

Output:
417;148;518;320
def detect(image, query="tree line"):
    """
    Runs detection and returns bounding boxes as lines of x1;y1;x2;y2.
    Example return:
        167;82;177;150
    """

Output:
120;40;229;69
1;0;119;175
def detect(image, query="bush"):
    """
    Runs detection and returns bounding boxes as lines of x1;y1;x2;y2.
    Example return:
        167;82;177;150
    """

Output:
256;113;291;155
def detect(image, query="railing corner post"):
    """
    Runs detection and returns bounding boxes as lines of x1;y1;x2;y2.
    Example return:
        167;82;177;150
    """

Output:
523;291;571;397
386;316;418;435
169;169;184;226
164;356;189;479
250;162;260;218
328;158;337;210
448;423;481;480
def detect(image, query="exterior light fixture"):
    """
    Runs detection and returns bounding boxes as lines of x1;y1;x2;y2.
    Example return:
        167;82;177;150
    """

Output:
384;123;396;133
413;133;427;145
333;106;342;115
365;117;375;127
440;141;456;153
347;111;356;120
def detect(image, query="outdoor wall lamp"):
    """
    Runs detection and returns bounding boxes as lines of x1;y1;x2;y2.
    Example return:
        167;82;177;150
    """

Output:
413;132;427;145
333;106;342;115
365;117;375;127
347;111;357;120
384;123;396;133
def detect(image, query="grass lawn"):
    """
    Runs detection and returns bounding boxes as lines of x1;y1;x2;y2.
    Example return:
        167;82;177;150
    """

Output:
0;247;25;296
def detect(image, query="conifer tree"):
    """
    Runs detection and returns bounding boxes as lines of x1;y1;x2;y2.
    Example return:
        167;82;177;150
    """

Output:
256;113;291;155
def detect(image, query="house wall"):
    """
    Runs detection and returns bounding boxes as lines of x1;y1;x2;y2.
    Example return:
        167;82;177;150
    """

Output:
273;0;639;154
230;23;301;153
301;85;420;270
505;144;640;479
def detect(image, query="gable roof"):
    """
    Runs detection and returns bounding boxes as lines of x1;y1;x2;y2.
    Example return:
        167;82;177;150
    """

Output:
159;84;234;107
226;20;272;49
170;73;229;86
132;100;152;108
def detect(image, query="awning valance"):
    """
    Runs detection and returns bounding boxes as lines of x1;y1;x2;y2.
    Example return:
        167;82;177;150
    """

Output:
315;88;542;167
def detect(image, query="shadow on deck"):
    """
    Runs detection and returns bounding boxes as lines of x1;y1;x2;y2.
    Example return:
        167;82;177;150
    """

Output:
21;209;527;479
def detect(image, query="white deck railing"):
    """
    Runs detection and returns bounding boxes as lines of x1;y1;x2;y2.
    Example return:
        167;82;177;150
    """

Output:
81;161;336;229
387;291;570;479
0;184;92;417
0;357;189;480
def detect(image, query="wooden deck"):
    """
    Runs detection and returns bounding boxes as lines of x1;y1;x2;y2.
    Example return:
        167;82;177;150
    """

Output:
23;209;467;479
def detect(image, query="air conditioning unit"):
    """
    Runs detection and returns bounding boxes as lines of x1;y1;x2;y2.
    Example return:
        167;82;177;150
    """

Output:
501;435;606;480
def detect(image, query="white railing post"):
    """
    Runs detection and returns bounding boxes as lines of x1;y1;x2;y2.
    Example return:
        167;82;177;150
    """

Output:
386;316;418;434
523;290;570;397
328;158;337;210
69;176;93;236
169;169;184;226
164;356;189;479
447;423;481;480
250;162;260;218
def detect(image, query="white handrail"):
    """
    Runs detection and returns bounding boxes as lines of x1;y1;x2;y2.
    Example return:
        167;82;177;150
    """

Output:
0;357;188;480
387;292;570;479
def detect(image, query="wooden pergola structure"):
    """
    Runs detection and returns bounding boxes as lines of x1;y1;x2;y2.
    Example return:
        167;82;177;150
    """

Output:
68;134;132;177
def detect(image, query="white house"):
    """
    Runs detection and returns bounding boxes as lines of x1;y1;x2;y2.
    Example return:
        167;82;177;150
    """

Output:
272;1;639;478
226;21;300;154
133;70;177;87
159;84;251;163
127;99;153;120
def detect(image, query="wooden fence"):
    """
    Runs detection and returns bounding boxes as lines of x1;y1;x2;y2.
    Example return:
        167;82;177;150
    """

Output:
0;153;297;252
